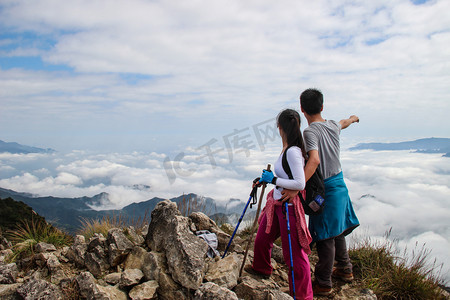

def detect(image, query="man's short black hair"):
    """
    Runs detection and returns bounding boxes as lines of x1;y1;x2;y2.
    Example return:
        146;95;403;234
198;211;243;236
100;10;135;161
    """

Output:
300;88;323;115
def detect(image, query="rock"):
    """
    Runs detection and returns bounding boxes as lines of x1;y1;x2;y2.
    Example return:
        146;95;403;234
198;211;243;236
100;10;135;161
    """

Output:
35;242;56;253
264;290;294;300
119;268;144;289
141;251;164;281
97;285;128;300
84;234;110;278
124;226;145;245
189;212;219;232
56;246;70;263
140;225;149;237
75;271;100;299
50;269;68;285
0;263;18;284
104;272;121;285
75;271;127;299
129;280;159;300
194;282;239;300
0;249;13;264
107;228;134;267
124;246;148;270
46;253;61;273
234;276;287;300
334;285;378;300
141;251;183;300
85;252;107;278
0;283;21;299
271;243;284;264
205;253;240;289
190;212;231;252
146;200;208;290
16;278;63;299
65;235;87;268
34;253;61;274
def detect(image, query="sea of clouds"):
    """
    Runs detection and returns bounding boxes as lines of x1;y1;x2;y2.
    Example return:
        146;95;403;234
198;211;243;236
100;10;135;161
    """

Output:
0;135;449;283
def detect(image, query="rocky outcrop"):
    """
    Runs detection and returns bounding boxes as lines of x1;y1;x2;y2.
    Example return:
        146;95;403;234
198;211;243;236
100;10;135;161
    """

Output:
146;200;208;290
0;199;386;299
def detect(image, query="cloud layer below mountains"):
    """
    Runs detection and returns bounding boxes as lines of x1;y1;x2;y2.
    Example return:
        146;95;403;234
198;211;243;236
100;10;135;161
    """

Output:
1;142;449;282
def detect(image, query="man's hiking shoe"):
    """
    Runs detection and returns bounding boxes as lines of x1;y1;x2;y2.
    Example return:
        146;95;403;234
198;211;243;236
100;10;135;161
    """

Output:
312;281;332;296
243;265;271;279
332;267;354;282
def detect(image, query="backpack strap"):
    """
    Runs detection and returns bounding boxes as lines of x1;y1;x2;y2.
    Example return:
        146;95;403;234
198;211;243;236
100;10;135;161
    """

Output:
282;146;307;203
281;146;293;180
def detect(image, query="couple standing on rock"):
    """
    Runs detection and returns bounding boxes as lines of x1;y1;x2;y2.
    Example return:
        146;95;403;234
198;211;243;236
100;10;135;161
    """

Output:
248;88;360;299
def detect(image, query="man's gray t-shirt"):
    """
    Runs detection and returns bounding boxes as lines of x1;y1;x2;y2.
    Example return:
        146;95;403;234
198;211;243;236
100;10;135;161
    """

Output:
303;120;342;180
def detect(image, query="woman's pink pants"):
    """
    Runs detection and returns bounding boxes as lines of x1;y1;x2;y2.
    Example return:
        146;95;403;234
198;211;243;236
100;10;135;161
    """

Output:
252;205;313;300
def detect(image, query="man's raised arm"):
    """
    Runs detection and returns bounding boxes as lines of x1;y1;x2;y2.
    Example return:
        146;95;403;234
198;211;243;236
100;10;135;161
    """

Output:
339;115;359;130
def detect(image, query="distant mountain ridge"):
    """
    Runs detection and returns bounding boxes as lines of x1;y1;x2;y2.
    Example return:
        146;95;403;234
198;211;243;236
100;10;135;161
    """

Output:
0;187;247;234
350;137;450;156
0;139;55;154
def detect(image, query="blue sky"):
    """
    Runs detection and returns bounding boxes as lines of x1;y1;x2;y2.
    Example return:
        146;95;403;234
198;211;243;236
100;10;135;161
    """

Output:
1;0;449;153
1;0;450;282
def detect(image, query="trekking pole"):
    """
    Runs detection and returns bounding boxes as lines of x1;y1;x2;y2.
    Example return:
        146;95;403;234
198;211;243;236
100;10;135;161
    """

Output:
239;164;271;277
222;178;260;258
285;201;296;299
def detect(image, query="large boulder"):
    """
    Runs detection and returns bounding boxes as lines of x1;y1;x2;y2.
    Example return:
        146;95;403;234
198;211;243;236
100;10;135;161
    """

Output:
145;200;208;290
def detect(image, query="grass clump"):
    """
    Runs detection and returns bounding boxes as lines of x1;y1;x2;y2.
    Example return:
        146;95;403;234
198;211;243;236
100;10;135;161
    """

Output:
78;213;149;241
349;230;446;299
6;218;72;261
78;215;127;240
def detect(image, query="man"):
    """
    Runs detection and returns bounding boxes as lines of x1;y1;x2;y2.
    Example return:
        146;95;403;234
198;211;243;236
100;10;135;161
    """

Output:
291;88;360;295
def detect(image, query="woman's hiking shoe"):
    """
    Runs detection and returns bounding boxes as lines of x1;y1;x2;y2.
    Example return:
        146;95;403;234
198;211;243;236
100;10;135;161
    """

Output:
312;281;332;296
332;267;354;282
243;265;271;279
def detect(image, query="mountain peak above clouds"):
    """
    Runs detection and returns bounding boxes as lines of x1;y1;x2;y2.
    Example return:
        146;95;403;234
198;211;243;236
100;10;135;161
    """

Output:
0;139;56;154
350;137;450;156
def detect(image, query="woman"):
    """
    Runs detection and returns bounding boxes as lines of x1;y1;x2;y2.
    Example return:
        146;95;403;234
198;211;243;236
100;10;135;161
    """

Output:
250;108;313;300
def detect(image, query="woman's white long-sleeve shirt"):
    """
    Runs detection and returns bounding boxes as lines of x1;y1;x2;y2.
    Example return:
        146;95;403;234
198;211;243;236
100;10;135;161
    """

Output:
273;146;306;201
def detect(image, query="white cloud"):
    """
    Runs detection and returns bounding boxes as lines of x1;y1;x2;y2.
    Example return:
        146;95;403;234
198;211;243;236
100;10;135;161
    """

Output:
1;0;449;281
1;0;449;152
0;141;449;281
